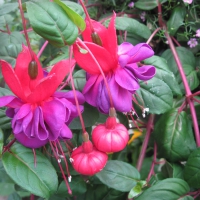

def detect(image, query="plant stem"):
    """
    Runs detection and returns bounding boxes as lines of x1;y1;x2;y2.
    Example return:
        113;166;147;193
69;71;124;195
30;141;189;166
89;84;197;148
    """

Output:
165;29;200;147
37;41;49;58
69;45;86;133
137;114;155;171
146;27;162;45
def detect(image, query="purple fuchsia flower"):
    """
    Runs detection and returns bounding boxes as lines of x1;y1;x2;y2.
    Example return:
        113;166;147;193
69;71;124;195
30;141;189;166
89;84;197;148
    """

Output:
187;38;198;48
0;45;84;148
73;14;155;114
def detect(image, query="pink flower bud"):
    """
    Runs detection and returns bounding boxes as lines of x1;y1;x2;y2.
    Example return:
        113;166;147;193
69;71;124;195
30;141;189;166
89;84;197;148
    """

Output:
92;117;129;153
70;140;108;175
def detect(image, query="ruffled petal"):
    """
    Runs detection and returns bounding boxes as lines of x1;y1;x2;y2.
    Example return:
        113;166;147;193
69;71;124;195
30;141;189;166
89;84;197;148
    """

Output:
0;96;23;108
118;42;134;55
118;54;130;68
42;99;66;141
59;124;72;139
14;132;48;149
131;65;156;81
128;43;154;63
109;75;133;112
73;41;117;74
14;45;44;96
115;67;139;92
83;74;103;107
0;60;26;101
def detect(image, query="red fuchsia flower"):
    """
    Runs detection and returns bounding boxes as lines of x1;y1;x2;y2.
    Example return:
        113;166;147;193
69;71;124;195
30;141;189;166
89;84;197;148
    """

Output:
73;14;156;114
92;116;129;153
70;132;108;175
0;45;84;148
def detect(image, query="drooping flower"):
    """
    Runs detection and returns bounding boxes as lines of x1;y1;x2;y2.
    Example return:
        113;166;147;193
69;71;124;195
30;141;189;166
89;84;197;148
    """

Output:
196;29;200;37
73;14;155;114
187;38;198;48
183;0;193;4
0;45;85;148
92;116;129;153
70;133;108;175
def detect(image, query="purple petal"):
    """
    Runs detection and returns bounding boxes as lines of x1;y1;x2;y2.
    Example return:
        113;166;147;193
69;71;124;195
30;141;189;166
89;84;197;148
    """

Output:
109;75;133;112
128;43;154;63
14;133;48;148
115;67;140;92
32;107;49;140
83;74;103;107
42;99;66;141
0;96;23;108
131;65;156;80
118;42;134;55
59;124;72;139
6;108;15;118
118;55;130;68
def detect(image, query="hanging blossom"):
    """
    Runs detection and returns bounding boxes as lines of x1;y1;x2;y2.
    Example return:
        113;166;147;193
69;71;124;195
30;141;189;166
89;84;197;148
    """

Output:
0;45;84;148
73;14;155;114
187;38;198;48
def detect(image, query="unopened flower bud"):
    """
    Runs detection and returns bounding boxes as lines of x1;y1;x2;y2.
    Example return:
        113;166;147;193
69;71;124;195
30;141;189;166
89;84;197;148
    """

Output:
28;60;38;79
91;32;103;46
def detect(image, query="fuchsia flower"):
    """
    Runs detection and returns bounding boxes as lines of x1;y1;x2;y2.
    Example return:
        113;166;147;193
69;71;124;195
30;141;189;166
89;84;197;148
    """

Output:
0;45;84;148
73;14;156;114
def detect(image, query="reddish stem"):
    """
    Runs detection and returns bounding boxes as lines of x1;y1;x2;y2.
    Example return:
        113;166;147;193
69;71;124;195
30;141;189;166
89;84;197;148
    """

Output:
69;46;86;133
18;0;35;60
137;114;155;171
146;27;162;45
6;24;11;34
37;41;49;58
76;37;114;108
30;194;34;200
171;36;181;47
2;138;16;154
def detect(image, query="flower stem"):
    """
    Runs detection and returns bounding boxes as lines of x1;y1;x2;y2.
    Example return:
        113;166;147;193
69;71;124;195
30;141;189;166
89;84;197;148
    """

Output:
137;114;155;171
69;45;86;133
37;41;49;58
18;0;35;61
76;37;114;108
146;27;162;45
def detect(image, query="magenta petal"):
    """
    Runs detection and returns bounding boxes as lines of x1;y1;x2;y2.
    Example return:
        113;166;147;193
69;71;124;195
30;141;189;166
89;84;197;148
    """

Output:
109;76;133;112
0;96;23;108
131;65;156;80
59;124;72;139
128;43;154;63
118;55;130;68
42;99;66;141
115;67;140;92
14;133;48;148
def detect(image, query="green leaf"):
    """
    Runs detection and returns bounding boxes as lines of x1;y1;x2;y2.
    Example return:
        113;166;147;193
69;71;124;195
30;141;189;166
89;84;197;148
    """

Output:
179;196;194;200
0;14;14;29
128;181;146;198
183;148;200;188
177;64;199;92
135;178;190;200
69;103;99;129
96;160;140;192
85;184;127;200
0;32;25;66
0;87;13;96
161;47;196;76
2;143;58;198
26;0;78;47
161;162;184;179
8;192;22;200
167;6;186;36
153;109;196;162
54;0;85;31
135;77;173;114
115;17;151;39
144;56;182;96
0;3;18;16
135;0;167;10
57;176;86;197
73;70;86;91
0;108;11;130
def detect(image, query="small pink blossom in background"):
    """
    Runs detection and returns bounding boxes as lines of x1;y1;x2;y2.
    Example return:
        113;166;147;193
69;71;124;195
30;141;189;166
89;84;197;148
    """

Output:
183;0;193;4
128;2;134;8
196;29;200;37
187;38;198;48
140;12;146;22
